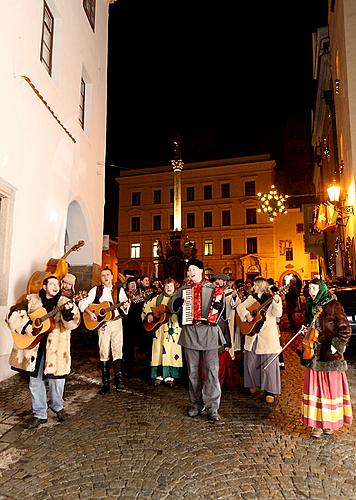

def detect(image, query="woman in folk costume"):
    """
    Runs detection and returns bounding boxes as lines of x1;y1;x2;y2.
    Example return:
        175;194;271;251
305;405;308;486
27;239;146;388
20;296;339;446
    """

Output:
236;277;282;404
301;279;353;438
142;277;182;387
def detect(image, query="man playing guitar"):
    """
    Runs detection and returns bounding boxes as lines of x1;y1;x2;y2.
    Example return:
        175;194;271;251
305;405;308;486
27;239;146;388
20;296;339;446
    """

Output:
79;268;130;394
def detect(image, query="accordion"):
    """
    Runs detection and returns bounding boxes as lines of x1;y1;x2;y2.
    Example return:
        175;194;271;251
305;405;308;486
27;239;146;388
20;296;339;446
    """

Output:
182;282;224;326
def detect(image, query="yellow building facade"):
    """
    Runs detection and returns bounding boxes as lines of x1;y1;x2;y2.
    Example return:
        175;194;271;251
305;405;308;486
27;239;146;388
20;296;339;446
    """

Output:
116;155;316;285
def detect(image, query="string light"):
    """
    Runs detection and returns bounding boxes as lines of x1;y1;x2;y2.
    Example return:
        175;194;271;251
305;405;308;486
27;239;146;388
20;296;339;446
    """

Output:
257;185;288;222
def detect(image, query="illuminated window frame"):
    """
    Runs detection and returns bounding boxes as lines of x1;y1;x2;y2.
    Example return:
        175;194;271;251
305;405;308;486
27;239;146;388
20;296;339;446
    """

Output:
204;239;213;256
131;243;140;259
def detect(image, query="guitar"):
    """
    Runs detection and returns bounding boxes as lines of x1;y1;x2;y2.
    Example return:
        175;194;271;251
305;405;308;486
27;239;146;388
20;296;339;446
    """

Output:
82;290;152;331
12;291;87;350
143;304;170;332
27;240;85;294
236;285;288;336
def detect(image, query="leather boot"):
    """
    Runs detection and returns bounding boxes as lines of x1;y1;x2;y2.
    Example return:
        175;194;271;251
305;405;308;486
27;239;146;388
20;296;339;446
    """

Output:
113;359;125;390
99;360;110;395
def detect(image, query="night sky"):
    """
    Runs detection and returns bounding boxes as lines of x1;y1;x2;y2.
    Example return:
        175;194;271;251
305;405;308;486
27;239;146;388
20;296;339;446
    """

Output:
104;0;328;236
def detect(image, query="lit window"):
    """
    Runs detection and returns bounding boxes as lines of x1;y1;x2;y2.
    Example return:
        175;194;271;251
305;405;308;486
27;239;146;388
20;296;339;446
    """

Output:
83;0;96;31
131;243;140;259
79;78;85;128
40;2;54;75
153;241;159;258
204;240;213;256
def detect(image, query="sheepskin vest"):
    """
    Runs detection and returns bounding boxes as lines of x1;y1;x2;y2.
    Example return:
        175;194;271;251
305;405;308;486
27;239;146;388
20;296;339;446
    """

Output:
7;293;81;377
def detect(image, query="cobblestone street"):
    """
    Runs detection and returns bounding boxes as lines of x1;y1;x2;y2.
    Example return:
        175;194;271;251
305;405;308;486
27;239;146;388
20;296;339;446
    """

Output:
0;314;355;499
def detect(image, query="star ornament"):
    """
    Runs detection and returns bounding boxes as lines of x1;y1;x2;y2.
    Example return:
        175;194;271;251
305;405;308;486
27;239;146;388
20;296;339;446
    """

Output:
257;185;288;222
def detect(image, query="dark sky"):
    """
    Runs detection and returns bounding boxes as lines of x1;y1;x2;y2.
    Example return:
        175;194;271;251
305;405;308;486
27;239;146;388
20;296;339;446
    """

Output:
104;0;328;236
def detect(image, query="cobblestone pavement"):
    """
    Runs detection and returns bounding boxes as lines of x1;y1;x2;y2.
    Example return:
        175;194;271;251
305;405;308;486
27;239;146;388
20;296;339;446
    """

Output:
0;313;355;499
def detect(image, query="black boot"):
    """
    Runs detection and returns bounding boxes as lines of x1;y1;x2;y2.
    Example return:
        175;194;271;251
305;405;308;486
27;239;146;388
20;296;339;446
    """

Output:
99;360;110;395
113;359;125;390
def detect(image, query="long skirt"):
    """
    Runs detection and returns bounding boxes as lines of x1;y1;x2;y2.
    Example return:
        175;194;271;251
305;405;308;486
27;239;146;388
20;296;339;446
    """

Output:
244;342;281;395
301;368;353;430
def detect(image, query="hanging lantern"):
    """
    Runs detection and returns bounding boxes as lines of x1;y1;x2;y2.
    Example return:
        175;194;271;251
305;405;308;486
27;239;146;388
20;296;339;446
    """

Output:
257;185;288;222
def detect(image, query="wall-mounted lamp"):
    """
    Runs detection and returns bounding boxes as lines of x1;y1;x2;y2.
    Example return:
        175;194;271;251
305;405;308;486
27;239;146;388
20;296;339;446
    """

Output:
327;181;354;223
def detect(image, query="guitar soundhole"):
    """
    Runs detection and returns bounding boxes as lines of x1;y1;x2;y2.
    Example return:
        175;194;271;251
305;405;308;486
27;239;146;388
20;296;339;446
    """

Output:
98;309;105;319
34;318;42;328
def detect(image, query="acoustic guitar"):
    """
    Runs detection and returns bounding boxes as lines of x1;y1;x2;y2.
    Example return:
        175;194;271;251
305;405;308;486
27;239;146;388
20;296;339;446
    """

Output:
236;285;288;336
83;290;151;331
143;304;170;333
12;291;87;350
27;240;85;294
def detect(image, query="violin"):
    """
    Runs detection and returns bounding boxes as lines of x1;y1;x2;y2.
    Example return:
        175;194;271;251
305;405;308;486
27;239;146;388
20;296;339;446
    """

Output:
301;308;323;361
27;240;85;294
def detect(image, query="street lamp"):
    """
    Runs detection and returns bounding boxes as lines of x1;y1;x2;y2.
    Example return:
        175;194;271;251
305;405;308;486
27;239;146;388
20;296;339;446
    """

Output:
327;181;354;217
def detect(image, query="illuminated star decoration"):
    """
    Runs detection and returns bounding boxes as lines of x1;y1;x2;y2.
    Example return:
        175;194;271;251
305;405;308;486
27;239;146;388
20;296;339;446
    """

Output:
257;185;288;222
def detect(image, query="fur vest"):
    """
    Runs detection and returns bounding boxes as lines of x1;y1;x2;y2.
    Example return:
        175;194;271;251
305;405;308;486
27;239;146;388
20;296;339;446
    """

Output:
7;294;81;377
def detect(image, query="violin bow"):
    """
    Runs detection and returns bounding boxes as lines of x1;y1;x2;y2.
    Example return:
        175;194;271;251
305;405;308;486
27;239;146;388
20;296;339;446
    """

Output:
263;324;306;371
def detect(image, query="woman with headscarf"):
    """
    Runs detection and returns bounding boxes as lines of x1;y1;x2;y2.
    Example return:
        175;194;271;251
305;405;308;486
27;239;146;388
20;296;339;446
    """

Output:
301;278;353;438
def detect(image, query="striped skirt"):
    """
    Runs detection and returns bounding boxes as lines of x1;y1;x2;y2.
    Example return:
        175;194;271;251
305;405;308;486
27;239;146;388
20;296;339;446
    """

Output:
301;368;353;430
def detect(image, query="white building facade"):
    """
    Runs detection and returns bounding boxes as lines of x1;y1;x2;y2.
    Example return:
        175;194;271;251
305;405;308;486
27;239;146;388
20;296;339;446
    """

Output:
0;0;114;380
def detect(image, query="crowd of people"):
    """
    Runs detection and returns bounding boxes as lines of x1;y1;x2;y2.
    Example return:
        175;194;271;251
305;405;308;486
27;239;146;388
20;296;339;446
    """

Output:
6;262;353;437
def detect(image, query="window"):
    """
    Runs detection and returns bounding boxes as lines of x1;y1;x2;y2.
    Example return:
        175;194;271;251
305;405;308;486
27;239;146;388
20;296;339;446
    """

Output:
246;208;257;225
153;190;161;204
169;214;174;230
204;211;213;227
153;241;159;258
223;239;232;255
247;237;257;254
187;187;195;201
153;215;161;231
221;183;230;198
131;243;140;259
83;0;96;30
204;185;212;200
286;247;294;261
222;210;231;226
131;217;140;232
132;192;141;206
79;78;85;128
245;181;256;196
187;213;195;228
204;239;213;256
170;189;174;203
40;2;54;75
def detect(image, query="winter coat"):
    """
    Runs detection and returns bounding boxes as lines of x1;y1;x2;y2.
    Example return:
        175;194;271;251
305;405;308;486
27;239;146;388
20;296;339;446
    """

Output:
310;298;351;372
236;295;282;354
7;293;81;377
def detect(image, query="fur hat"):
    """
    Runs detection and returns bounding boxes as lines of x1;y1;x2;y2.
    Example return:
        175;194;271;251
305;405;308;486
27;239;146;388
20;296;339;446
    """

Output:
61;273;76;292
187;258;204;270
214;273;230;281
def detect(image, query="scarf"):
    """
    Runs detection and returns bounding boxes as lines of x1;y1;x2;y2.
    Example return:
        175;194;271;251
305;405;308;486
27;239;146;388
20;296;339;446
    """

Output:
305;280;333;323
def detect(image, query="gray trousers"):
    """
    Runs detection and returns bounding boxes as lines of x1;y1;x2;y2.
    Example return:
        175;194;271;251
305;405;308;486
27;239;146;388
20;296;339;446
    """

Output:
184;348;221;413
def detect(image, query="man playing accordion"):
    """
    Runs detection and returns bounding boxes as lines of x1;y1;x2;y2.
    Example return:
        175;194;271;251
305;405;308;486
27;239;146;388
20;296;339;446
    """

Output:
169;258;226;422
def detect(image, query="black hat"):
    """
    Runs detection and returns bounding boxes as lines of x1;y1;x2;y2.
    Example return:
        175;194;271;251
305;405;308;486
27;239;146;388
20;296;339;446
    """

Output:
187;258;204;270
214;273;230;281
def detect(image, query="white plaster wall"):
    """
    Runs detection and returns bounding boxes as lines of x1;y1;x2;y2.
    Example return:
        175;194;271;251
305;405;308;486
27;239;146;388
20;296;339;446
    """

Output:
0;1;111;380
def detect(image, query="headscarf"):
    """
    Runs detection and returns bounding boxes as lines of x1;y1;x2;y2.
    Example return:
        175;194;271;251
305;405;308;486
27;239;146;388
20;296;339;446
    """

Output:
305;279;333;322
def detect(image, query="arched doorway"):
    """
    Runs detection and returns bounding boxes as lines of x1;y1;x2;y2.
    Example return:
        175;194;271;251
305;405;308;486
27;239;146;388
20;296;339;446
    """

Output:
65;200;91;266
